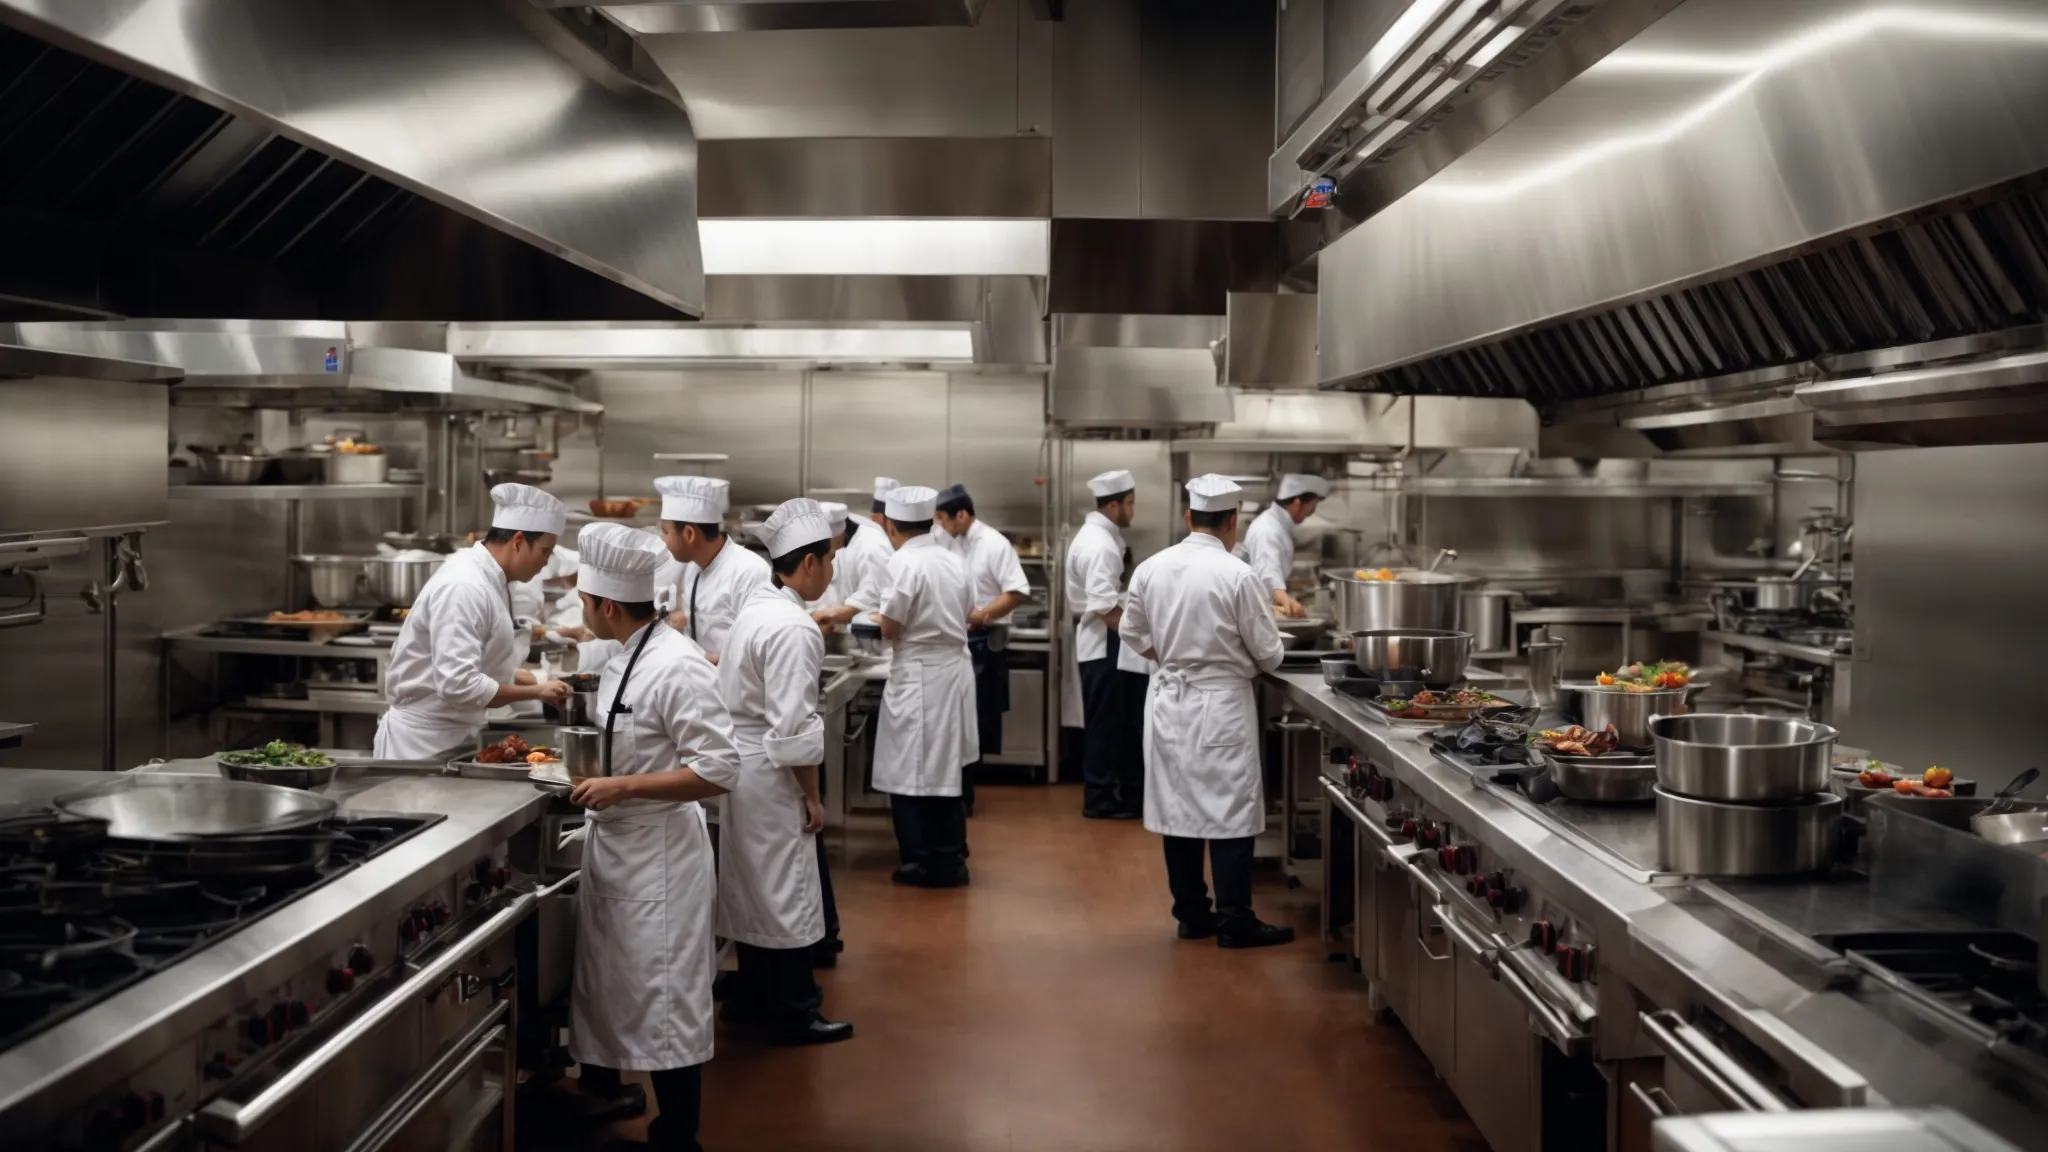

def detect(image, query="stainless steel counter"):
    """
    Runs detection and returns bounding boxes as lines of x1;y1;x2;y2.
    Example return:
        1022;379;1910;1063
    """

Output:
1268;670;2048;1145
0;766;552;1132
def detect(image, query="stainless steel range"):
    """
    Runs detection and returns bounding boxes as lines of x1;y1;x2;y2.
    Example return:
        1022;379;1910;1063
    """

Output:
0;767;551;1152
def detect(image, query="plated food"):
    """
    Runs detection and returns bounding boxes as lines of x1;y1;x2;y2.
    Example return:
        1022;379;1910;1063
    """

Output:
1533;724;1622;757
1594;661;1690;691
1855;764;1956;798
219;740;335;768
1380;688;1509;721
267;609;350;623
474;733;561;765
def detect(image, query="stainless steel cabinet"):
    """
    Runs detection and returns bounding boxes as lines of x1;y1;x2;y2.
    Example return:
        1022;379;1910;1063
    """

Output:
990;666;1045;767
1375;846;1418;1028
1412;901;1457;1076
1450;920;1538;1152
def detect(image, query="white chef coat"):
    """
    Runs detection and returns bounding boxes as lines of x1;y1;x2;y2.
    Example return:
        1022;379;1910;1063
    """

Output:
1119;533;1287;839
1239;503;1297;594
839;520;897;612
374;543;521;760
676;538;772;660
1065;512;1126;665
872;534;978;797
946;519;1029;618
570;621;741;1073
714;584;826;949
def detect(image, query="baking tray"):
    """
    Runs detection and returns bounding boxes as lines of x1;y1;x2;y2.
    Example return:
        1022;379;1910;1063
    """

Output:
217;610;375;639
529;765;573;795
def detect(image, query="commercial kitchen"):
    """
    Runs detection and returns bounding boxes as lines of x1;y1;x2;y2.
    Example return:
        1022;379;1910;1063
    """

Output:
2;1;2047;1151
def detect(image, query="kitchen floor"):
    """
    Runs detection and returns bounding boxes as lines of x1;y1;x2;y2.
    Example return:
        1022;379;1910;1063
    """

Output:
533;785;1486;1151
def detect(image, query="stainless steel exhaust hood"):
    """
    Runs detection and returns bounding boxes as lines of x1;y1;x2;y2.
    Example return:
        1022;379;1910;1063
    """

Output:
587;0;989;33
0;0;704;317
1049;314;1232;431
1315;0;2048;448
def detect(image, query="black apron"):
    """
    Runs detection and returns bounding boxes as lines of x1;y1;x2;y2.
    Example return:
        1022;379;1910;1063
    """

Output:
967;632;1008;756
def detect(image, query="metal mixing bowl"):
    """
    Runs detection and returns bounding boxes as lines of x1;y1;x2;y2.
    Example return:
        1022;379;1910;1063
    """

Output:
291;555;368;608
215;757;338;790
364;555;446;607
1651;713;1837;802
1349;629;1473;688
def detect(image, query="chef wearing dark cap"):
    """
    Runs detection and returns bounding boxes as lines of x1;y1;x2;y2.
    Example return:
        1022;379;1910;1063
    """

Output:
932;483;1029;818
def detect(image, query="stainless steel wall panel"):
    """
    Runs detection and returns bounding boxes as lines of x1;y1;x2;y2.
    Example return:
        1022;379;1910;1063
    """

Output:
808;373;953;495
0;378;167;535
943;374;1045;534
552;371;807;509
700;137;1050;218
1136;0;1274;221
1050;0;1142;217
1276;0;1326;143
1063;439;1173;564
1225;292;1319;389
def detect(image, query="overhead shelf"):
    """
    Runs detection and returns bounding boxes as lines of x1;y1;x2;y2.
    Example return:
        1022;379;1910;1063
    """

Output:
1391;478;1773;499
171;484;423;502
1168;438;1402;455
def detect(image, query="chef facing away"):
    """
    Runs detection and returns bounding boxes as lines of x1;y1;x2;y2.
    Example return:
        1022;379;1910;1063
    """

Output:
931;482;1030;819
1119;474;1294;949
565;522;742;1152
373;483;572;760
1237;472;1329;620
869;484;979;888
1066;469;1149;820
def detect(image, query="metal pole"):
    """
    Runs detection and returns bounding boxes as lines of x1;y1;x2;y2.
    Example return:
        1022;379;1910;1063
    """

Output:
101;537;118;771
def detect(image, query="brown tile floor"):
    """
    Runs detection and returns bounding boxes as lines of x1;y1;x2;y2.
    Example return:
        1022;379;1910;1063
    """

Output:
547;784;1486;1152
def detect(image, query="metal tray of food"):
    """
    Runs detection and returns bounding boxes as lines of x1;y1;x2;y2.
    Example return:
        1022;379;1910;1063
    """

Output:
219;609;376;631
529;764;574;795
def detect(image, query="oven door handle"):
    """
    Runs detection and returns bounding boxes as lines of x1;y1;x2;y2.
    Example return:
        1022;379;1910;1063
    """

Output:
534;868;582;899
1318;777;1385;847
343;1006;507;1152
1383;843;1439;901
195;893;535;1144
1497;952;1594;1057
1640;1009;1789;1113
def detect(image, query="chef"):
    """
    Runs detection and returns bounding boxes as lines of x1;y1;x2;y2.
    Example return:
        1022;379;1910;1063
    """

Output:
715;499;855;1046
802;500;848;967
1066;469;1147;819
511;545;579;634
563;522;741;1152
931;483;1029;819
802;502;853;612
1120;475;1294;950
373;483;572;760
656;475;772;664
1239;473;1329;619
818;476;900;624
870;485;978;888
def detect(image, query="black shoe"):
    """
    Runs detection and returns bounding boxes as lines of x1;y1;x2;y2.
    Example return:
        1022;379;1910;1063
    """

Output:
914;866;970;888
811;935;843;969
1217;921;1297;950
1083;807;1138;820
891;863;928;885
769;1015;855;1046
569;1082;647;1124
1176;918;1218;940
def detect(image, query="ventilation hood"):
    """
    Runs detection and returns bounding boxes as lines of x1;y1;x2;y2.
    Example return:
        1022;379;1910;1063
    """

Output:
1316;0;2048;449
581;1;990;33
2;321;600;414
1049;314;1233;432
0;0;704;318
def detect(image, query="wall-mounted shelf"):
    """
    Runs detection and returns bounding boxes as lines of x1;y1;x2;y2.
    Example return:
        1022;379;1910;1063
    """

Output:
1390;478;1772;499
170;484;423;502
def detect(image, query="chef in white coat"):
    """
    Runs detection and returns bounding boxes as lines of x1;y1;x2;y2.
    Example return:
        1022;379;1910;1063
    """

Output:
802;502;853;613
1238;473;1328;619
870;485;978;888
715;499;855;1046
814;477;898;627
374;484;573;760
931;483;1029;819
1120;474;1294;950
656;475;772;664
799;501;848;966
1066;469;1150;819
565;522;742;1152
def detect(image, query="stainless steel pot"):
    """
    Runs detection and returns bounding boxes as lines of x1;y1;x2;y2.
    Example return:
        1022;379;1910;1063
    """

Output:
325;451;390;485
188;445;274;485
1655;787;1842;875
1461;588;1517;653
1568;687;1689;751
1650;713;1837;802
363;554;446;608
291;554;368;608
1349;629;1472;688
1325;569;1467;633
1546;752;1658;803
1753;576;1809;612
57;776;337;839
559;726;606;780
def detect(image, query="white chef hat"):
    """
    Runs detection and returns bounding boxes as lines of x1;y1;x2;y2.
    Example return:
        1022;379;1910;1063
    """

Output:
1276;473;1331;501
576;522;666;602
885;485;939;521
870;476;899;512
1185;474;1244;512
758;498;834;559
490;483;566;535
820;501;850;530
656;475;730;524
1088;469;1136;498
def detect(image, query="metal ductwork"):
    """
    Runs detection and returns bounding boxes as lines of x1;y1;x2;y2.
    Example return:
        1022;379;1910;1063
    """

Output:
1048;314;1232;432
1314;0;2048;450
0;0;703;320
584;0;990;33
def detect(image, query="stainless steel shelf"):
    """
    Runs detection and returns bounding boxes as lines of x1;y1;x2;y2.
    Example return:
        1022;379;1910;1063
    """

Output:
0;721;36;748
1168;437;1401;455
1703;630;1841;667
1395;478;1773;498
163;626;391;658
170;484;423;502
238;695;387;715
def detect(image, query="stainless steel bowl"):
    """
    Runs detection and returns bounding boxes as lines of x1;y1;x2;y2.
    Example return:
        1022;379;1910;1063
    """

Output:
193;452;273;485
1349;629;1472;689
1650;713;1837;802
291;554;368;608
363;555;446;608
325;452;390;485
56;776;337;839
1545;751;1658;803
1655;787;1842;875
1326;569;1467;633
1320;653;1357;687
214;757;338;790
1568;686;1689;752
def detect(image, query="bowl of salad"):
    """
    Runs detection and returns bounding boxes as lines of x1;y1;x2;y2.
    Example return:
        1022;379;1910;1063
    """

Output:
216;741;339;789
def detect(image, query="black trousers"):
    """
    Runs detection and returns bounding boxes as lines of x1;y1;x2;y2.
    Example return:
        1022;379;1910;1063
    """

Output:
734;941;822;1026
1079;631;1147;814
581;1064;702;1152
813;768;839;941
1162;835;1256;931
889;793;966;875
965;635;1009;812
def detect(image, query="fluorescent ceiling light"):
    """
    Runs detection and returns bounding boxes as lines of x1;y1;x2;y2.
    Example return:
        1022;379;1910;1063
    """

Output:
698;218;1049;277
1425;6;2048;202
450;323;978;365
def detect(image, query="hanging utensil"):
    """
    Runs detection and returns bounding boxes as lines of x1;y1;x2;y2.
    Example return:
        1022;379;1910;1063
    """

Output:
1983;767;2040;816
1427;548;1458;573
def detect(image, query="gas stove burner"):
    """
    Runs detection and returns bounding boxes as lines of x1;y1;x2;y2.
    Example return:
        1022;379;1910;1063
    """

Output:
0;811;107;859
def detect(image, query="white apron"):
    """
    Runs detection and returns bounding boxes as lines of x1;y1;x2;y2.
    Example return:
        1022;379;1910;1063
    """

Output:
1142;664;1264;839
570;623;719;1071
371;709;478;761
716;719;825;948
873;639;978;797
1058;612;1086;728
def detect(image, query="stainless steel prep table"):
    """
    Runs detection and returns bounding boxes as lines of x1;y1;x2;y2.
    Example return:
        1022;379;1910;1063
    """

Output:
1268;670;2048;1148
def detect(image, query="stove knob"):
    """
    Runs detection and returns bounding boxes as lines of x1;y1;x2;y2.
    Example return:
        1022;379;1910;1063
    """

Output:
400;917;422;945
489;867;511;889
1555;945;1576;976
1457;846;1479;875
347;945;375;974
1397;818;1418;839
464;882;486;904
1529;920;1558;954
1485;871;1507;892
263;1005;289;1041
472;859;493;885
1562;946;1594;983
1436;845;1456;871
328;967;356;994
288;1000;313;1028
1465;875;1486;897
244;1016;271;1047
430;902;451;926
1418;825;1442;848
121;1090;164;1129
204;1052;236;1080
1491;887;1524;913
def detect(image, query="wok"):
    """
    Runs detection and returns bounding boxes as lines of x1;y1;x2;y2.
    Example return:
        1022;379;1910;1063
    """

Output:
55;776;337;840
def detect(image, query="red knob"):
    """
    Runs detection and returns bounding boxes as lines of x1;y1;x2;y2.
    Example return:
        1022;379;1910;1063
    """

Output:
328;967;355;994
1530;920;1558;954
1487;887;1506;909
205;1052;236;1080
1458;846;1479;875
347;944;375;973
490;867;510;889
1437;845;1456;870
1399;818;1418;838
288;1000;313;1028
